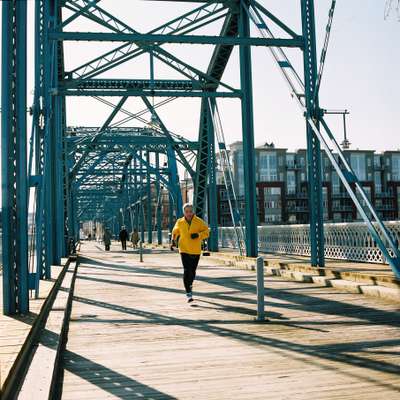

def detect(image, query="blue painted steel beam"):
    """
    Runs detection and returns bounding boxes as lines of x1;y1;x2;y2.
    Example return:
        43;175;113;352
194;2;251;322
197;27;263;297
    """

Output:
66;135;198;149
239;0;258;257
141;96;196;177
70;96;128;178
251;0;300;38
146;151;153;243
65;2;233;90
32;0;48;290
139;152;146;243
207;99;219;251
301;0;325;267
62;78;206;91
156;152;162;245
194;10;238;217
61;90;240;98
167;146;183;220
1;0;29;315
49;31;304;47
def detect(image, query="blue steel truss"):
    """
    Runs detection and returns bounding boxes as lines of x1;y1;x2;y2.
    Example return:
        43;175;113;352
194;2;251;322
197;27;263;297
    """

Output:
2;0;399;315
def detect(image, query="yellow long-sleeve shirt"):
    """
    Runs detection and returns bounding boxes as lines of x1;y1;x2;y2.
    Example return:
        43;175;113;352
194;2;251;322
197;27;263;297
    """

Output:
172;215;209;255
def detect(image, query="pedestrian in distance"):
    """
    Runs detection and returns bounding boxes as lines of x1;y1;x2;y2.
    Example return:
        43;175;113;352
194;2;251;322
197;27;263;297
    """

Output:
131;228;139;249
171;203;209;303
103;229;111;251
119;226;129;250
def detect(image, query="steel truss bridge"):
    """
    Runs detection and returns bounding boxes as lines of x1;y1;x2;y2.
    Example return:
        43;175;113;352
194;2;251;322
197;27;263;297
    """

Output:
2;0;400;316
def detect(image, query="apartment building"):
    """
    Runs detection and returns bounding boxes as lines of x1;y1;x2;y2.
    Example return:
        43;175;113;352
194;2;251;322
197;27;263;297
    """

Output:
217;142;400;226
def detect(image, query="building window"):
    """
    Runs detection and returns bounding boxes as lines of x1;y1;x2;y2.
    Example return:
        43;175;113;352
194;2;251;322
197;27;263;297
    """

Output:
350;153;366;181
392;154;400;181
332;171;340;194
287;171;296;194
259;152;278;181
235;152;245;196
374;172;382;193
286;154;295;167
264;187;281;196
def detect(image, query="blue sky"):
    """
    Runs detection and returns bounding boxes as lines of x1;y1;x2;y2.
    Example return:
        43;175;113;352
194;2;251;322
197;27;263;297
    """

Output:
1;0;399;154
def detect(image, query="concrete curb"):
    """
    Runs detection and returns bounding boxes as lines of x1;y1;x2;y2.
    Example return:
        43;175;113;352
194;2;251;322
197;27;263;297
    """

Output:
207;252;400;304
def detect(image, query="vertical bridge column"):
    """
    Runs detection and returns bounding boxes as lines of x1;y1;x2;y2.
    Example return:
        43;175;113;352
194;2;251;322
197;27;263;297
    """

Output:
301;0;325;267
155;152;162;245
207;99;219;252
146;150;152;244
1;0;29;315
239;0;258;257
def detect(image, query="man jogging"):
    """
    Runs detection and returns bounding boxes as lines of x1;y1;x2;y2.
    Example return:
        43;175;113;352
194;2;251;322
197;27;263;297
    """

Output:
171;203;209;303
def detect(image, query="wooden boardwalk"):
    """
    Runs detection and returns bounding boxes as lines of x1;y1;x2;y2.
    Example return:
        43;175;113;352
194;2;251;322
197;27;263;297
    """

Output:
0;266;63;391
61;242;400;399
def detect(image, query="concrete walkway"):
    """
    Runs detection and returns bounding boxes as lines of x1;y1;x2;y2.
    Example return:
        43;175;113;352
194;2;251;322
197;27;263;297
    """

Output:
61;242;400;399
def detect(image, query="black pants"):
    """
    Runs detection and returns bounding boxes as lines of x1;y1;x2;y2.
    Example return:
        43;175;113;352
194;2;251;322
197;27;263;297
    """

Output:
180;253;200;293
105;244;110;251
121;240;127;250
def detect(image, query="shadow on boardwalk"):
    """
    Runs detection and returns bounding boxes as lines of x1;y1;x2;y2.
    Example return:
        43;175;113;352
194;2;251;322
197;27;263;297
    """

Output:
62;349;177;399
68;255;400;395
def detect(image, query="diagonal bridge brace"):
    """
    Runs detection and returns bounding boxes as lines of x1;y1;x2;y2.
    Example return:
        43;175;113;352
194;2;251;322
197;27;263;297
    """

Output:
70;96;128;180
62;0;240;94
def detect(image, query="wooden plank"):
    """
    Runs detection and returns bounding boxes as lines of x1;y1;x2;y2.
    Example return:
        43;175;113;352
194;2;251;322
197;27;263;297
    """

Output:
17;261;77;400
0;265;64;391
61;242;400;399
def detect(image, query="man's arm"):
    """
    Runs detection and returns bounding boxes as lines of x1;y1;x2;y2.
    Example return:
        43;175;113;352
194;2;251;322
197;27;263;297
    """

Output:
171;221;180;241
198;219;210;240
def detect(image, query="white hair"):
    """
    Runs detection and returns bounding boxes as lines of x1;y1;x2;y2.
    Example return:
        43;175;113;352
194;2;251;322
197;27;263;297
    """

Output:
183;202;193;212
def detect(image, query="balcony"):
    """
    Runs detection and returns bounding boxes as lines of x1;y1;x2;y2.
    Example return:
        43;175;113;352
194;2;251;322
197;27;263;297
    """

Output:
286;206;309;212
375;204;395;211
286;192;308;199
332;205;354;212
332;192;350;198
375;192;394;198
286;163;301;170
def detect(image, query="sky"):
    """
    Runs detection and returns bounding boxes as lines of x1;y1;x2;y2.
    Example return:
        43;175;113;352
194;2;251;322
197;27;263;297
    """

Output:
0;0;399;157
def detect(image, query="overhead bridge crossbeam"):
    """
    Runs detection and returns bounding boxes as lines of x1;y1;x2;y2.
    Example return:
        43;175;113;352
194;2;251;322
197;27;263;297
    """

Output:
62;78;217;91
66;134;198;150
49;31;304;47
60;78;240;97
62;90;240;98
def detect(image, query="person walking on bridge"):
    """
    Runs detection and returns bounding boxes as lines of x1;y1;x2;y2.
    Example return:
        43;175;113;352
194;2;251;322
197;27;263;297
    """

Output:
171;203;209;303
119;226;129;251
103;229;111;251
131;228;139;249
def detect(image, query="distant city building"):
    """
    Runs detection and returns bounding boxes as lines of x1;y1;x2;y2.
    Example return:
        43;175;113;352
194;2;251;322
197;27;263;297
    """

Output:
216;142;400;226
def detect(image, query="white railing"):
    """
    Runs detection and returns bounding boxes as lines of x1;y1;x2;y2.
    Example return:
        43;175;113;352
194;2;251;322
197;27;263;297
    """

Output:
219;221;400;264
150;230;170;244
147;222;400;264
